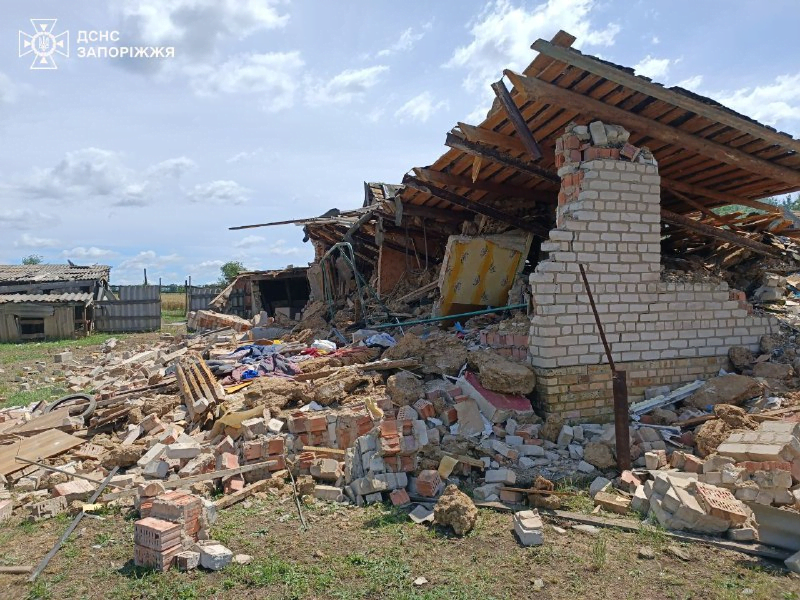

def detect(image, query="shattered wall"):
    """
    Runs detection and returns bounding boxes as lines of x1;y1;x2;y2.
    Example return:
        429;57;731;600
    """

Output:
529;125;777;421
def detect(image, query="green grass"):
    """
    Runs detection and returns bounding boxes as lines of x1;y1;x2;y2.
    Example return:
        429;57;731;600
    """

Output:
0;333;123;366
161;309;186;324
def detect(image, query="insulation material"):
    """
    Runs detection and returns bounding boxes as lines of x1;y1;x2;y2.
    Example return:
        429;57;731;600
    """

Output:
435;232;532;317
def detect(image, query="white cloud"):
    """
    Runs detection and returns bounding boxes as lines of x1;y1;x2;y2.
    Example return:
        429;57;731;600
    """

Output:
226;148;264;163
366;107;385;123
263;240;302;256
0;72;18;103
117;250;181;271
188;180;251;204
306;66;389;106
394;91;449;123
445;0;620;94
234;235;265;248
633;55;671;80
116;0;289;63
0;209;58;230
377;27;426;57
14;233;59;248
651;35;660;45
674;75;703;90
190;51;305;111
146;156;197;179
10;148;195;207
716;74;800;127
62;246;118;259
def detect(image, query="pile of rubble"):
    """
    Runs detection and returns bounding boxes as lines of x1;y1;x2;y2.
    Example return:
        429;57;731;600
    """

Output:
3;306;800;574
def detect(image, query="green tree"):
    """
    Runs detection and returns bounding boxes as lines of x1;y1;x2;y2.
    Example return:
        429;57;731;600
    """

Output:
218;261;246;286
21;254;43;265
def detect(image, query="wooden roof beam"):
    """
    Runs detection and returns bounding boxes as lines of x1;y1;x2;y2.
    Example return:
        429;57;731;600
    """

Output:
506;70;800;189
413;167;557;202
661;209;781;258
530;39;800;155
491;79;543;160
403;175;550;238
662;178;783;215
444;132;560;184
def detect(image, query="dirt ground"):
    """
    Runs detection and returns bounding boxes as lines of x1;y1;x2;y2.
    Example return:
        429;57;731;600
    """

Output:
1;333;799;599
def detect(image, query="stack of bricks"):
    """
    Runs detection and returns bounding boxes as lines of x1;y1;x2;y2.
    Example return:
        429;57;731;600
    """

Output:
241;436;286;474
287;407;373;450
528;122;777;422
134;491;204;571
479;330;530;362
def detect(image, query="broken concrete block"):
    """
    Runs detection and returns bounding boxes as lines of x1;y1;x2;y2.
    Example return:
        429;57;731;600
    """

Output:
241;417;267;440
176;550;200;571
631;485;649;515
433;484;477;536
314;485;345;503
594;490;631;515
518;444;545;457
199;543;233;570
53;351;72;364
408;505;434;524
577;461;596;474
143;460;170;479
0;498;11;522
485;469;516;485
165;443;201;460
589;477;611;499
513;509;544;546
588;120;608;145
557;425;573;448
137;443;166;468
267;418;285;433
785;549;800;574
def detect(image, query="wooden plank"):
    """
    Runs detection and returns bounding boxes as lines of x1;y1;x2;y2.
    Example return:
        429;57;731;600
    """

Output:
530;39;800;155
100;459;278;501
403;175;550;238
662;177;783;215
213;480;270;510
491;79;543;160
300;445;346;456
445;132;560;184
0;566;32;574
506;70;800;189
7;408;72;434
413;166;555;201
0;430;85;476
662;209;781;258
551;510;791;561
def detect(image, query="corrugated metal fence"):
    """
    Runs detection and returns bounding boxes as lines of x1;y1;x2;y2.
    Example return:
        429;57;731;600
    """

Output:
95;285;161;332
187;286;221;313
187;286;248;317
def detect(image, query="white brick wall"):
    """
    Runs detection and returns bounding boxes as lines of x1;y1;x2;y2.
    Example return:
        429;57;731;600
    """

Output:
529;157;778;369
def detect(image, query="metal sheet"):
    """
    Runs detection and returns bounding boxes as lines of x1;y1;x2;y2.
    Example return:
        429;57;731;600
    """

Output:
95;285;161;332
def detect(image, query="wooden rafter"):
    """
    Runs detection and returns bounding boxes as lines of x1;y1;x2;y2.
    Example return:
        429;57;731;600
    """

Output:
491;79;543;160
530;39;800;155
505;70;800;189
444;132;560;184
412;167;556;202
661;209;781;258
403;175;550;238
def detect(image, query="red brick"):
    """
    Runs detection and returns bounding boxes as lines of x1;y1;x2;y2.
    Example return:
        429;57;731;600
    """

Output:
243;441;263;461
134;543;181;572
265;437;285;456
306;415;327;433
683;454;703;473
216;452;239;471
389;488;410;506
416;470;442;497
134;517;181;551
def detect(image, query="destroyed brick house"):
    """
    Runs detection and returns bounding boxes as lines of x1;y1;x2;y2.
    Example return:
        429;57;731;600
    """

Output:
231;30;800;422
0;264;111;342
8;30;800;579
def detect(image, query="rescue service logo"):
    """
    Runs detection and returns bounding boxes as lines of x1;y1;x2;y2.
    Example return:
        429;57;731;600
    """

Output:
19;19;69;70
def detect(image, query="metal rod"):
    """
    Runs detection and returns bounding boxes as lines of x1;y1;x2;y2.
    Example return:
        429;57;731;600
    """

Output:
578;264;615;371
578;264;630;471
373;303;526;329
13;457;122;489
28;467;119;582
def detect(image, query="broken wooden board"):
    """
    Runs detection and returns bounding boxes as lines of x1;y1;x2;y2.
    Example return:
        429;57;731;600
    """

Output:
213;480;270;510
550;510;792;561
7;408;72;435
0;429;85;476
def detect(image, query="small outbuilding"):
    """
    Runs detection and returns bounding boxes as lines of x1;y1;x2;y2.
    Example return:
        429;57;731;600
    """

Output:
0;264;111;342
